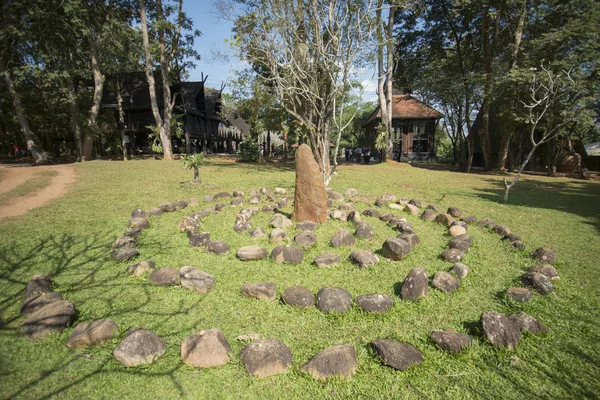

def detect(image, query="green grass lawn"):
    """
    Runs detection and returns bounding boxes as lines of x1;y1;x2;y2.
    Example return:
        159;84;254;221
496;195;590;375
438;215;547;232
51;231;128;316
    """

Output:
0;158;598;399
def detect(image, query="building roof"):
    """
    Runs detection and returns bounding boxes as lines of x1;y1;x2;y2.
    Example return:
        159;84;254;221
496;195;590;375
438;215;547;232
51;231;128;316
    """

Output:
364;94;444;126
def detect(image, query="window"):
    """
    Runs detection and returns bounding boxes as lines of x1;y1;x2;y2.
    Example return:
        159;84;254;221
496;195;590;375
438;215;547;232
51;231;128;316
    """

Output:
412;121;428;153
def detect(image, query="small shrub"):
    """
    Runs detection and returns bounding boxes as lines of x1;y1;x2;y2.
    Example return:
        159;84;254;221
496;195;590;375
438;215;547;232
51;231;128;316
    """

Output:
238;138;260;162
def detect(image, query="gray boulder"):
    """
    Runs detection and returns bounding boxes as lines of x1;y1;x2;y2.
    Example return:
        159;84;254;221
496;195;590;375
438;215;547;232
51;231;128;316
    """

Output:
270;213;293;229
432;271;460;293
282;286;315;308
450;263;469;279
270;245;304;264
532;247;557;263
481;311;521;350
149;207;164;217
355;294;393;313
189;232;211;247
521;272;553;294
241;282;276;301
20;292;62;315
404;204;419;215
401;268;428;301
111;247;139;262
67;319;119;349
362;209;380;218
237;246;268;261
234;221;252;233
179;266;215;294
508;311;548;335
331;229;355;247
296;221;318;231
434;213;454;227
493;224;511;236
21;300;75;340
421;209;437;221
506;287;531;303
213;192;232;200
442;249;464;262
478;218;496;228
130;208;147;219
302;344;357;380
23;275;51;300
314;253;341;268
112;235;136;249
430;329;472;353
399;233;420;248
149;268;180;286
231;197;243;207
240;338;292;378
158;202;177;212
370;340;423;371
249;227;266;239
381;238;412;260
447;207;462;218
113;327;166;367
350;250;379;268
528;264;559;280
126;260;156;277
181;328;231;368
316;287;352;314
295;231;317;248
329;209;348;222
206;240;229;255
462;216;478;224
129;217;149;229
178;216;198;233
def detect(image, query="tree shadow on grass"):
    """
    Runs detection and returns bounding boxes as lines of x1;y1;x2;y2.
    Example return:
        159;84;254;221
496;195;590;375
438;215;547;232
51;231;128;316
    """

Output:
473;177;600;234
0;231;206;398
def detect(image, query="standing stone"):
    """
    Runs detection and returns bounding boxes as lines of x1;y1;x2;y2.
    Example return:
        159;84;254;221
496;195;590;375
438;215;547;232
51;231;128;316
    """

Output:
241;282;276;301
532;248;557;263
381;238;412;260
432;271;460;293
401;268;428;301
179;266;215;294
240;339;292;378
302;344;357;380
370;340;423;371
270;245;304;264
21;301;75;340
355;294;393;313
348;210;361;223
316;287;352;313
237;246;268;261
506;287;532;303
126;260;156;277
282;286;315;308
314;253;341;268
331;229;355;247
181;328;232;368
67;319;119;349
178;216;198;233
481;311;521;350
430;329;472;353
295;231;317;248
113;327;166;367
350;250;379;268
291;144;328;223
149;268;180;286
130;208;148;219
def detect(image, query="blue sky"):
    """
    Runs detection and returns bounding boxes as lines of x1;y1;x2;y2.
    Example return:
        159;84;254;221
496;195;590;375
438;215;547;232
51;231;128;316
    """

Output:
183;1;379;102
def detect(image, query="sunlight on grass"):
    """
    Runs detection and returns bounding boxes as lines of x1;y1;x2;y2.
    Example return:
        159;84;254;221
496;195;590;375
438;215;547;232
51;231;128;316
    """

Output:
0;158;598;399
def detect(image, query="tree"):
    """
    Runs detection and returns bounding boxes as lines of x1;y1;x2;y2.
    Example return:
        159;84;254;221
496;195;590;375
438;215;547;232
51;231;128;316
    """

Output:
182;152;204;181
138;0;199;160
503;66;578;203
233;0;376;184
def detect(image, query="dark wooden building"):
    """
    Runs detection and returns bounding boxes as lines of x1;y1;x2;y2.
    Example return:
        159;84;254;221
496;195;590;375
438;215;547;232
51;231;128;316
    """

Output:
363;94;444;161
101;73;247;155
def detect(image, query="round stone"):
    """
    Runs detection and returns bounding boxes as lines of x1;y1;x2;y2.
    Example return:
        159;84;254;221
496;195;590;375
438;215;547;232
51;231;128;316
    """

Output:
381;237;412;260
316;287;352;314
401;268;428;301
449;225;467;237
236;246;268;261
355;294;393;313
302;344;357;380
314;253;341;268
240;339;292;378
432;271;460;293
282;286;314;308
113;327;166;367
149;268;180;286
370;340;423;371
295;231;317;248
241;282;276;301
350;250;379;268
331;229;355;247
206;240;229;255
179;266;215;294
270;245;304;264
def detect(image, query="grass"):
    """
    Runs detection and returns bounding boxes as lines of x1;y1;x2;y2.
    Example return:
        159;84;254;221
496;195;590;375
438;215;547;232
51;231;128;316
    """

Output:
0;158;598;399
0;170;58;206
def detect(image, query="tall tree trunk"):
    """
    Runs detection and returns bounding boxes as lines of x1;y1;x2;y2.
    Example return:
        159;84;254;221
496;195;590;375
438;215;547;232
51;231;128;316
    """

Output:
3;71;49;164
376;1;389;162
385;4;395;161
480;9;494;170
496;134;511;171
546;136;557;176
84;31;105;161
67;78;83;161
115;76;128;161
139;0;173;160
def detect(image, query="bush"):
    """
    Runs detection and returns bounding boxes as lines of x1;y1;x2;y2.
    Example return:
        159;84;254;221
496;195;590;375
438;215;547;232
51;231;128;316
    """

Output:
238;138;260;161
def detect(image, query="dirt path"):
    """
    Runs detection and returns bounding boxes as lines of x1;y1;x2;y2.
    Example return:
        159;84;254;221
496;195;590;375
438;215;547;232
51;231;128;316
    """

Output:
0;164;76;220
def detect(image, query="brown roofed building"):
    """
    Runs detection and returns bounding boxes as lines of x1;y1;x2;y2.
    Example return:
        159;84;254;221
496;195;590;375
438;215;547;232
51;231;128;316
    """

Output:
363;92;444;161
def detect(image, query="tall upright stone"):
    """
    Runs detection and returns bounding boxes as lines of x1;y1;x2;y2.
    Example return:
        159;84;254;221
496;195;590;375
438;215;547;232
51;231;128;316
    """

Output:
291;144;328;223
